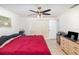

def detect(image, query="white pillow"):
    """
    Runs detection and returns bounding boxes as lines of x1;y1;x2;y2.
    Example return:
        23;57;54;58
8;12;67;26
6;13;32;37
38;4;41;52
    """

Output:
0;35;21;48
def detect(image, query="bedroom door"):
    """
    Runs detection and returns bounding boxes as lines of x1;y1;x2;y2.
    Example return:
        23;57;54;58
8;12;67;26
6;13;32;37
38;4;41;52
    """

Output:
48;20;57;39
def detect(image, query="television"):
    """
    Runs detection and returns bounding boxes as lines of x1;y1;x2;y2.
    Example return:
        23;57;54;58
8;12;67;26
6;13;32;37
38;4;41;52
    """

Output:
67;31;78;41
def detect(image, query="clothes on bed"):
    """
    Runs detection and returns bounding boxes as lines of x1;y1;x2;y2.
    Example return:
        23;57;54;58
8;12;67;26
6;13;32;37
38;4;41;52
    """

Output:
0;30;25;47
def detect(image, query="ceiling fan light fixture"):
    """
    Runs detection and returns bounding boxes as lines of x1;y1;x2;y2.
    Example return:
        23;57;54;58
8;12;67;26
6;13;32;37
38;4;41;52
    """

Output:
38;6;42;10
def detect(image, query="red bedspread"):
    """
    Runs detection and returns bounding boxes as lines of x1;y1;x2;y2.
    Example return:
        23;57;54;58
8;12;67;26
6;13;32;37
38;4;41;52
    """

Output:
0;35;51;55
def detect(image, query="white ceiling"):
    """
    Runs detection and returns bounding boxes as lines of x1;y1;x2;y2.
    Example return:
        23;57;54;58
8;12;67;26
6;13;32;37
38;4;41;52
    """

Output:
0;4;73;17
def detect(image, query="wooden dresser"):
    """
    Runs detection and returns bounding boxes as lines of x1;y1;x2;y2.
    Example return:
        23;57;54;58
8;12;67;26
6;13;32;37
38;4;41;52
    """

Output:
60;36;79;55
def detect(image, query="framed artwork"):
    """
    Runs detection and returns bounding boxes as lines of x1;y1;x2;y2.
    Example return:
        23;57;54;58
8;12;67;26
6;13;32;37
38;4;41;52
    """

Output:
0;16;11;27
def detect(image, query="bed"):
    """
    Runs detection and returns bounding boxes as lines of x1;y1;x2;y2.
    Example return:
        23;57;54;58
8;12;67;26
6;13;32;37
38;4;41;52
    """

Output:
0;35;51;55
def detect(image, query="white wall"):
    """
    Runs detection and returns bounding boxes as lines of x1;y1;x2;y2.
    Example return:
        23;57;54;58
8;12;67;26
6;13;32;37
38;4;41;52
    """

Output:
0;6;20;35
58;5;79;33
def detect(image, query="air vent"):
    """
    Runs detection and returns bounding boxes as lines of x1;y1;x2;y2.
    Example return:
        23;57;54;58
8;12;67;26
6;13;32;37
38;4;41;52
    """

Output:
70;4;79;8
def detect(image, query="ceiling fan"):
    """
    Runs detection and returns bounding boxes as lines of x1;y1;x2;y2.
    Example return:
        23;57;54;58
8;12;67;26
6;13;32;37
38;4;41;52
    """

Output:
29;6;51;17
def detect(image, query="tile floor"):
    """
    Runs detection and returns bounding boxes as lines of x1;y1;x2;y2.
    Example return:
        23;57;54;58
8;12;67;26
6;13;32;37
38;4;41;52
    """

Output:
46;39;66;55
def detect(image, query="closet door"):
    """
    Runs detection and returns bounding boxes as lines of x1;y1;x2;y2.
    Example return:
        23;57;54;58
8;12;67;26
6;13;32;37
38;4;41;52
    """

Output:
29;20;49;39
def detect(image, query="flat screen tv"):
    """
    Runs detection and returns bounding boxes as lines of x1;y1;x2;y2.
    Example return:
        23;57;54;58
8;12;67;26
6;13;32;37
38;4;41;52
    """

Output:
67;31;78;41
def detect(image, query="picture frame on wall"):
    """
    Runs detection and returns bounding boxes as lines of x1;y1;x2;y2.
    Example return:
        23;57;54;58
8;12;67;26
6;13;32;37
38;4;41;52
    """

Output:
0;16;11;27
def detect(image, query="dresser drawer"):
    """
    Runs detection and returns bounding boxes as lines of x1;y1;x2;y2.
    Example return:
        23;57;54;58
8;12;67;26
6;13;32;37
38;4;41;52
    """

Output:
74;43;79;49
72;50;79;55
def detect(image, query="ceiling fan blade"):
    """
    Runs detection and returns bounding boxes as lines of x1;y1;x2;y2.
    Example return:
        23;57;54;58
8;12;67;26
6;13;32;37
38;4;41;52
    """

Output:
27;14;36;16
42;9;51;13
43;13;51;15
29;10;38;13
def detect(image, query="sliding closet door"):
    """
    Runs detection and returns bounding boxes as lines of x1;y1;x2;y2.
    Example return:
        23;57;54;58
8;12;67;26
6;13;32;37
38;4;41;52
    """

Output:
28;20;49;39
